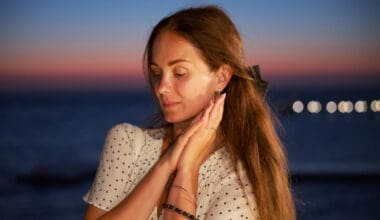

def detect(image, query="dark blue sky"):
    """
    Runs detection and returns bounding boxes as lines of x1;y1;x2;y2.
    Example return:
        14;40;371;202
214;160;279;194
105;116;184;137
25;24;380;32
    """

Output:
1;0;379;89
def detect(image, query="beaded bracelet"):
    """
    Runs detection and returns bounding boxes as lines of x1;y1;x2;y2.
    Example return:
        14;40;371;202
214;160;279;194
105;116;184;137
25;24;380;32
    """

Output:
162;203;199;220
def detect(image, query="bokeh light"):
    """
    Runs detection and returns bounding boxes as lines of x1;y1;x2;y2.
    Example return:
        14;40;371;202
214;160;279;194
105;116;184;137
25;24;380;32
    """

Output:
371;100;380;112
326;101;337;114
354;100;367;113
338;101;354;113
307;101;322;113
292;100;304;113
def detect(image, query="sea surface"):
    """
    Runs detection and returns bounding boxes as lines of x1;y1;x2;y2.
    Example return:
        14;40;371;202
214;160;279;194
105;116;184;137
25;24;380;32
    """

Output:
0;85;379;220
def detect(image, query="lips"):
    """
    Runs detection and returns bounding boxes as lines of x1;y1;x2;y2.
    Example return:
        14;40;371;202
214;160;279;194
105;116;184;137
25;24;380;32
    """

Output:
163;101;180;108
162;100;180;109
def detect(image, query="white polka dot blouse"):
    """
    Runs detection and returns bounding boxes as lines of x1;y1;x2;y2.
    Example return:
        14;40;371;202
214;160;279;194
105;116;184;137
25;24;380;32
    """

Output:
83;123;259;219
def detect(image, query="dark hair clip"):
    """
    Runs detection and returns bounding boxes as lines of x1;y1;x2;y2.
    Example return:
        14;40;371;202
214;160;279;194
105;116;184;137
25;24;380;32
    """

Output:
247;65;269;99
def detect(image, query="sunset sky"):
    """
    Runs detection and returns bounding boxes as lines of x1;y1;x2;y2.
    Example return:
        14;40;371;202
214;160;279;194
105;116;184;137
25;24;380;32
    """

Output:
1;0;379;90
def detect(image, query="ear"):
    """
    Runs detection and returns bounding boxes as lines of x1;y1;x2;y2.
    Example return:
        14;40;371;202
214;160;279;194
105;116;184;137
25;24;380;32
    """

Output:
215;64;233;92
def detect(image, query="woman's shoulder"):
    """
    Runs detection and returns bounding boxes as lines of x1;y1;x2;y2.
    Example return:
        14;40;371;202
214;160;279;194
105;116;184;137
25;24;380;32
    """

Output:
106;122;142;136
104;122;166;156
200;147;232;172
106;122;166;141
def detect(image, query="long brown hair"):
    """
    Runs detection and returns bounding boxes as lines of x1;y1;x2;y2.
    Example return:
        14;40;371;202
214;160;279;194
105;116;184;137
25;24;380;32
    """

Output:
143;5;295;220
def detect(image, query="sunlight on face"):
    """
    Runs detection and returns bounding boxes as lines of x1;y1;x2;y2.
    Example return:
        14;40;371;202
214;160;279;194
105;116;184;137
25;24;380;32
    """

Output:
150;31;218;124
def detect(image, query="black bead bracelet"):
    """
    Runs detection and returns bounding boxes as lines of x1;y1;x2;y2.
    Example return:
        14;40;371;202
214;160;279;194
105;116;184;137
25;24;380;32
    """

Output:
162;203;199;220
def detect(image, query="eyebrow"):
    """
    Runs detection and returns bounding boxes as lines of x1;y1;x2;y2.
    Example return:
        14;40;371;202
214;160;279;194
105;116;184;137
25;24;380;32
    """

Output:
149;59;191;67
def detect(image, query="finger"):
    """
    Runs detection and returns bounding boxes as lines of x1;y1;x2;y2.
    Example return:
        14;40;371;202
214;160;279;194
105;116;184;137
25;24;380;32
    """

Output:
202;99;215;122
213;93;226;113
176;99;214;143
217;93;226;115
176;116;204;143
207;93;226;127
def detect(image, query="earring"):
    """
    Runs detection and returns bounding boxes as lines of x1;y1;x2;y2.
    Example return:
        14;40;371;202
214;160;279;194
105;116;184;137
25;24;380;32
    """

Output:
214;89;221;100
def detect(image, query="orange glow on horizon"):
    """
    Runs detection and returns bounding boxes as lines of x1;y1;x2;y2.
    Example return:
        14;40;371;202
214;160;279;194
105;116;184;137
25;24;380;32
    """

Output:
2;52;378;77
0;45;143;76
1;41;379;90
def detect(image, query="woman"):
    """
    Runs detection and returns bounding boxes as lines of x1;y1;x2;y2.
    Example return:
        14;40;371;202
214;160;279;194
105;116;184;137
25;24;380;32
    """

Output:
84;5;295;220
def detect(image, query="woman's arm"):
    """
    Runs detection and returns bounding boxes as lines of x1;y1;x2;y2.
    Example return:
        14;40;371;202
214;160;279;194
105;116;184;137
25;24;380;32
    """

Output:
85;158;172;220
163;94;226;220
163;169;199;220
85;94;225;220
85;117;205;220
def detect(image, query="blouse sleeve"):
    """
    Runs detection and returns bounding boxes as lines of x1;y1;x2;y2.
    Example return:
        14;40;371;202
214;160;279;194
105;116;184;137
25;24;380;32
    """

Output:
83;123;140;211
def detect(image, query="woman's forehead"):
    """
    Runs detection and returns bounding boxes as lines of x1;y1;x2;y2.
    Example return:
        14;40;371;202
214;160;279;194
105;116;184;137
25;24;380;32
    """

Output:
151;32;203;66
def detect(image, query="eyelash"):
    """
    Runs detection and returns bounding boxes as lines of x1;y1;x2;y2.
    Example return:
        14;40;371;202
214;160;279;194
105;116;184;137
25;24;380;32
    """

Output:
151;71;186;78
174;72;186;77
150;66;187;79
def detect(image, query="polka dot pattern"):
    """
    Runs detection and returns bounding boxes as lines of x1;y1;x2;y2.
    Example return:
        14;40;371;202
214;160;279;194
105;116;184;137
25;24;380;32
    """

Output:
195;147;259;220
83;123;259;220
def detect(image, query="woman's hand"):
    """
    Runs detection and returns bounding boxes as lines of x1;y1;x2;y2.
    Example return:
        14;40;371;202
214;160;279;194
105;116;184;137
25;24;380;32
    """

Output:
176;93;226;173
160;94;226;220
160;108;205;173
160;93;226;174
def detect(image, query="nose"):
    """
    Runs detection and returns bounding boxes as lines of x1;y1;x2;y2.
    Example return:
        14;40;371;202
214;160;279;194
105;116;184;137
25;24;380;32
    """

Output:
156;73;172;95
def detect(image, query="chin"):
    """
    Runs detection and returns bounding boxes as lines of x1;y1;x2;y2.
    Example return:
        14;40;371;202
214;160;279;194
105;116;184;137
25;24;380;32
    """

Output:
164;115;185;123
164;113;194;124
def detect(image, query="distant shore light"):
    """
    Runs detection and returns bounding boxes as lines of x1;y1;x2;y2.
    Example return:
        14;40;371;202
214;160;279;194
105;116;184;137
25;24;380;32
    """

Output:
371;100;380;112
292;100;304;113
338;101;353;113
326;101;337;113
307;101;321;113
354;100;367;113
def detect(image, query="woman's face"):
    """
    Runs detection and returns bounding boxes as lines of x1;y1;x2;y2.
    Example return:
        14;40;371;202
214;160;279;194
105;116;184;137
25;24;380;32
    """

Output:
150;31;219;124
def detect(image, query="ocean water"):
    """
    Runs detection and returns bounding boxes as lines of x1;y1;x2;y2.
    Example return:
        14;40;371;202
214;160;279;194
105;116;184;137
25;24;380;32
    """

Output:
0;86;379;220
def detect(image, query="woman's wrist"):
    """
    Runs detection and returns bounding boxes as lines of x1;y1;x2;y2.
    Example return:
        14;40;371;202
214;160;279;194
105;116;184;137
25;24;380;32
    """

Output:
167;169;198;201
177;162;201;176
173;168;199;187
156;155;177;176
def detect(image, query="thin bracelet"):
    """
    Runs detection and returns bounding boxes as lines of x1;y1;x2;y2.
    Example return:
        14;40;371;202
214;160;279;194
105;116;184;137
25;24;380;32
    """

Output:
162;203;199;220
171;184;197;204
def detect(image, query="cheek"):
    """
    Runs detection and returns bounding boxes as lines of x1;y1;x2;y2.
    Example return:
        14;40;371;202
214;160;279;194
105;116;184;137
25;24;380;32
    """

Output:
180;81;215;112
191;94;213;113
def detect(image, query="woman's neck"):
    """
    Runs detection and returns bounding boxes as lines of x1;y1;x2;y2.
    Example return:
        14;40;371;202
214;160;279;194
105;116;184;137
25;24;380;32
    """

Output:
169;121;224;153
172;121;190;137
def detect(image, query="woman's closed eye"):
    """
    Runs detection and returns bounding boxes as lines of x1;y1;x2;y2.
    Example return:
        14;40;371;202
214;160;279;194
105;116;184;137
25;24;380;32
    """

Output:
151;69;162;78
174;71;186;77
173;67;187;77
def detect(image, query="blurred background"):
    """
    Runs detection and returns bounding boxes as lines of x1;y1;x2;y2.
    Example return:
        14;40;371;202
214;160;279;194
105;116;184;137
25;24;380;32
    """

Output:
1;0;379;219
